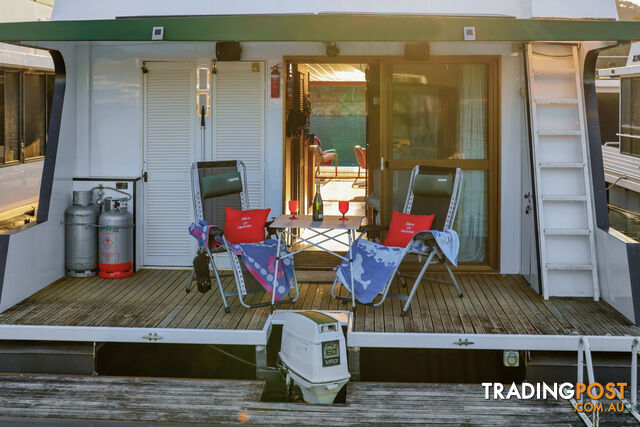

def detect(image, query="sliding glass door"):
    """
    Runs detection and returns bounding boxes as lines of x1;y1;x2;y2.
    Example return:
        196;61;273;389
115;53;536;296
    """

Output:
381;57;500;268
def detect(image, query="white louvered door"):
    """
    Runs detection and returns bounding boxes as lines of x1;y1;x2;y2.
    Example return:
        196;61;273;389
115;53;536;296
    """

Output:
143;62;196;266
213;62;265;209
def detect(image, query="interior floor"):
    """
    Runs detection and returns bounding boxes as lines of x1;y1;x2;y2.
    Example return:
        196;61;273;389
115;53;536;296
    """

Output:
1;269;637;336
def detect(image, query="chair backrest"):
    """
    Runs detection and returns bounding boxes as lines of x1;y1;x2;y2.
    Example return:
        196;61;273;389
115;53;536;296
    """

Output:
354;145;367;169
309;144;323;162
191;160;249;227
402;165;463;231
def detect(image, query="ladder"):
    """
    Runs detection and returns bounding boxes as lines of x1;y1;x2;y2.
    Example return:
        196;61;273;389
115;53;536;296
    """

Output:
525;43;599;300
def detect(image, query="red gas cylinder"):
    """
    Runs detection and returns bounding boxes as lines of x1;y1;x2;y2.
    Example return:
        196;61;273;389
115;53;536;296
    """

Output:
98;199;133;278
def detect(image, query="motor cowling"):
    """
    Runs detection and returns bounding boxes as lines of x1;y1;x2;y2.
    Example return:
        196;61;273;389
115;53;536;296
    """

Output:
98;198;133;279
65;191;99;277
279;311;350;404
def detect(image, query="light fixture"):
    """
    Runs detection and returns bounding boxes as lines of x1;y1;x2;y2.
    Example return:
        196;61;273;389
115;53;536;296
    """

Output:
151;26;164;41
503;350;520;367
325;42;339;58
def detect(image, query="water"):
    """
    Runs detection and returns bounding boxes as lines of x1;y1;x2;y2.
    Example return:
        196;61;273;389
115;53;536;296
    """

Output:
608;205;640;242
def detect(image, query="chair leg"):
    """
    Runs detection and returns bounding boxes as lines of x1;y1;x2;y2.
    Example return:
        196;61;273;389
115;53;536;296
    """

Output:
401;251;436;316
206;247;229;312
444;261;463;298
399;275;407;288
186;268;195;293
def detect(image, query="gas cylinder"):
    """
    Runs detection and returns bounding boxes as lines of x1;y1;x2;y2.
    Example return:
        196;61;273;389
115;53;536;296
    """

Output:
98;198;133;279
65;190;99;277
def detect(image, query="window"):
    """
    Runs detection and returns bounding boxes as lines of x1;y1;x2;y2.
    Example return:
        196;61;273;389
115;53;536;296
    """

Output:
389;61;493;264
0;68;54;166
620;76;640;157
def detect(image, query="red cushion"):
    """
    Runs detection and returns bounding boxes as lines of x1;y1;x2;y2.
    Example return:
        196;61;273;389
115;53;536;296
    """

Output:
383;211;435;247
224;207;271;244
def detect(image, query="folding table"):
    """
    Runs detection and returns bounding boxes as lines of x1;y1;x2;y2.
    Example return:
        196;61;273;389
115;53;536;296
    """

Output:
269;214;363;310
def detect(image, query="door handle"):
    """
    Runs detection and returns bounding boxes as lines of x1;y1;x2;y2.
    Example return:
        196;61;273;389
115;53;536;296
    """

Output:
380;157;389;171
143;172;148;182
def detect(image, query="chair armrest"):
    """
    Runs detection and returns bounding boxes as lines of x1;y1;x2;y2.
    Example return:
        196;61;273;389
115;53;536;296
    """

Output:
323;149;336;153
413;231;435;242
358;224;389;233
208;226;224;238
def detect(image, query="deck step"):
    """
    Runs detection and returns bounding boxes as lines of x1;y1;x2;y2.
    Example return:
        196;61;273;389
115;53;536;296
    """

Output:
546;263;593;271
544;229;590;236
535;99;580;105
538;130;582;136
542;195;587;202
539;162;584;168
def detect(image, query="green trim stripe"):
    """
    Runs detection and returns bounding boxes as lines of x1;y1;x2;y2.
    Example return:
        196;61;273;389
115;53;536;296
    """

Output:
0;15;639;42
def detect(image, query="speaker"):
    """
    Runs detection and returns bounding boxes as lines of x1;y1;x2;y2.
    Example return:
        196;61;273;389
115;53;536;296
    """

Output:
216;41;242;61
404;42;430;61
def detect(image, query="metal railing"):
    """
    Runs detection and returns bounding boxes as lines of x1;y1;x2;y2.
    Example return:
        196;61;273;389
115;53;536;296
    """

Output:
613;337;640;423
571;337;599;427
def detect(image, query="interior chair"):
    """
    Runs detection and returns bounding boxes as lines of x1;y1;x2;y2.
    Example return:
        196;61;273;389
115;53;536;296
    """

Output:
353;145;367;187
188;160;299;310
310;143;338;178
331;165;463;315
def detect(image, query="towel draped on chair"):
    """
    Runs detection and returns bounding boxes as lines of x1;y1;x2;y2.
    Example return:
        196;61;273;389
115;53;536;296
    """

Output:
224;239;293;301
336;230;459;304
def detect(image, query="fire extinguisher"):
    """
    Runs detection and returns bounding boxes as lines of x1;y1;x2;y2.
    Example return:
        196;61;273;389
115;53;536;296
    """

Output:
270;65;281;98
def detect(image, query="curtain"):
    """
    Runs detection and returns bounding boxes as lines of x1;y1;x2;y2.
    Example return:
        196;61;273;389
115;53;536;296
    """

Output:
455;64;487;262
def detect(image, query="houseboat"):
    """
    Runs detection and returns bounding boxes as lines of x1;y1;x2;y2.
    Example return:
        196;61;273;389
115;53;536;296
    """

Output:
599;43;640;244
0;0;639;407
0;0;54;231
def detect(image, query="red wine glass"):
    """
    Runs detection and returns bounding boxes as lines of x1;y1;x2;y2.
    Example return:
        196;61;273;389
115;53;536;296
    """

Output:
288;200;299;220
339;201;349;221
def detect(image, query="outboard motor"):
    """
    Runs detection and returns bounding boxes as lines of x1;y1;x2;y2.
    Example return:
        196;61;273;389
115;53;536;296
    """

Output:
279;311;350;404
97;192;133;279
64;190;99;277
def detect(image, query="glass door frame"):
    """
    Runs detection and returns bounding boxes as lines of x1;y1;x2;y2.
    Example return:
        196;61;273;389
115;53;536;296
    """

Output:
379;55;501;271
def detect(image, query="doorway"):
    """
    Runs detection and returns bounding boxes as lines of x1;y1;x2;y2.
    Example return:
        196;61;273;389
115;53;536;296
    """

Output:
142;61;196;267
283;56;500;269
284;61;377;256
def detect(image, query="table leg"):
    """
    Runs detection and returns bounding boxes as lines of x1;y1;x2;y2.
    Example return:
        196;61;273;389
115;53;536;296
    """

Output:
271;231;282;312
349;229;355;311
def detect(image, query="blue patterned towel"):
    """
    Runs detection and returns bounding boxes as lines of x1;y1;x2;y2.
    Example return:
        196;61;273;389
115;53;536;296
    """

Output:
410;229;460;266
189;220;212;248
226;239;293;301
336;229;460;304
336;239;406;304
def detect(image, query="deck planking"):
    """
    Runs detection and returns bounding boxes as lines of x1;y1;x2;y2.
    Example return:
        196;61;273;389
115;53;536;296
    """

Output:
0;375;602;425
1;269;639;336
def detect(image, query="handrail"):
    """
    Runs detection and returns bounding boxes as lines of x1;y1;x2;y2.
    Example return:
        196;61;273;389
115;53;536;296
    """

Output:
616;133;640;140
614;337;640;423
571;337;599;427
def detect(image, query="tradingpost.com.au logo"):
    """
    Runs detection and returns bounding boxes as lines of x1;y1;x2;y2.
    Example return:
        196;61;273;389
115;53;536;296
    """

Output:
482;382;628;414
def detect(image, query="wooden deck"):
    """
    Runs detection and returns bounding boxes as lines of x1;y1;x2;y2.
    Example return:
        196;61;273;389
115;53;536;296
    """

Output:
0;374;598;425
1;269;639;336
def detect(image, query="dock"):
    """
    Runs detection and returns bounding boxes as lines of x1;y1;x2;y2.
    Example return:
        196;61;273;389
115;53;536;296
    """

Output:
0;374;594;425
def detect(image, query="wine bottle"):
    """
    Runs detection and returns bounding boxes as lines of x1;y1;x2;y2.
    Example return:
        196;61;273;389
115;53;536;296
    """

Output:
312;180;323;222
